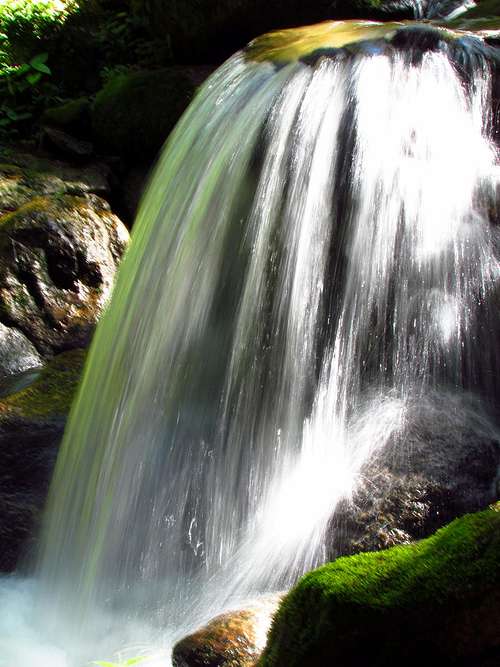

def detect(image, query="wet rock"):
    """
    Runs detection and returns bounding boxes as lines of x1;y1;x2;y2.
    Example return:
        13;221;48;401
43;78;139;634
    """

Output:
172;595;282;667
0;349;85;571
328;393;500;558
0;323;42;377
0;193;129;355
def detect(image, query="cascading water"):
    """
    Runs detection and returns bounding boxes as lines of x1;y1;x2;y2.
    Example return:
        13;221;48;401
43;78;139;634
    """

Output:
2;16;500;667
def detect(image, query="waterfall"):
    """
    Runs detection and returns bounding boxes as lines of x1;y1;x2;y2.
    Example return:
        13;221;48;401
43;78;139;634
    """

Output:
3;19;499;667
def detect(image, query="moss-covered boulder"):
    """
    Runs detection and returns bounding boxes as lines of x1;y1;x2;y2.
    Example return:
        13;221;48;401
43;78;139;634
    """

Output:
173;595;283;667
92;68;197;161
42;97;92;136
0;349;85;571
0;192;129;355
260;504;500;667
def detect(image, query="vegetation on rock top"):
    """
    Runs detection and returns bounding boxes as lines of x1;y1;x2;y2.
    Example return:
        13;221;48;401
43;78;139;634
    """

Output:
260;503;500;667
0;348;85;418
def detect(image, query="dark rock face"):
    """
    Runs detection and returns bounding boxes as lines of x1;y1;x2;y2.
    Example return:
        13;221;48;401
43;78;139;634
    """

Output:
0;349;85;571
173;595;282;667
0;192;129;355
0;413;64;571
328;393;500;558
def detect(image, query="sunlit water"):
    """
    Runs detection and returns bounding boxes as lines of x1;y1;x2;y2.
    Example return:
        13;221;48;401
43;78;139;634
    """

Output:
2;19;500;667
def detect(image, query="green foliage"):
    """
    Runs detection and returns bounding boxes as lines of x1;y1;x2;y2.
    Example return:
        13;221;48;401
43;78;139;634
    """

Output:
92;657;148;667
90;9;172;75
260;503;500;667
0;0;72;63
0;1;71;137
0;51;59;136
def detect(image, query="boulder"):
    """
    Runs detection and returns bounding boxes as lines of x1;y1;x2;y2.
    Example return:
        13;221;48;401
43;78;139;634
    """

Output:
260;503;500;667
327;393;500;558
0;192;129;355
0;154;112;215
92;68;197;161
41;97;92;136
0;322;42;378
0;349;85;571
173;595;283;667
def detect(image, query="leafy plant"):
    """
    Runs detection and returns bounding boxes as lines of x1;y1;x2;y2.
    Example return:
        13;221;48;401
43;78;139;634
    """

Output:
0;51;54;133
0;0;73;64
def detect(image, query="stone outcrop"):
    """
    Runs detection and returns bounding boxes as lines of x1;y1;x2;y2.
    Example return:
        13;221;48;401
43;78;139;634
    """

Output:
173;595;283;667
0;158;128;356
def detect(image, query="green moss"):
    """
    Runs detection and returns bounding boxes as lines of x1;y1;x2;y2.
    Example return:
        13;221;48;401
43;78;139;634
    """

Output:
260;504;500;667
92;68;195;161
0;348;85;418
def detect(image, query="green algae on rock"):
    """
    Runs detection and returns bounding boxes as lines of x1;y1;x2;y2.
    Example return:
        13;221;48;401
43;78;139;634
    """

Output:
244;20;405;64
259;504;500;667
243;18;500;65
0;154;111;215
0;348;85;419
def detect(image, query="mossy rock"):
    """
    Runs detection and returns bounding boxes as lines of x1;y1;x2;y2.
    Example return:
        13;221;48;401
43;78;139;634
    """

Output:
0;349;86;571
42;97;92;136
92;68;196;161
260;504;500;667
0;348;85;419
0;152;111;215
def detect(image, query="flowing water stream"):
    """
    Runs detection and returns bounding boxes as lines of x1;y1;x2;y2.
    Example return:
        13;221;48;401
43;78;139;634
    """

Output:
2;13;500;667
